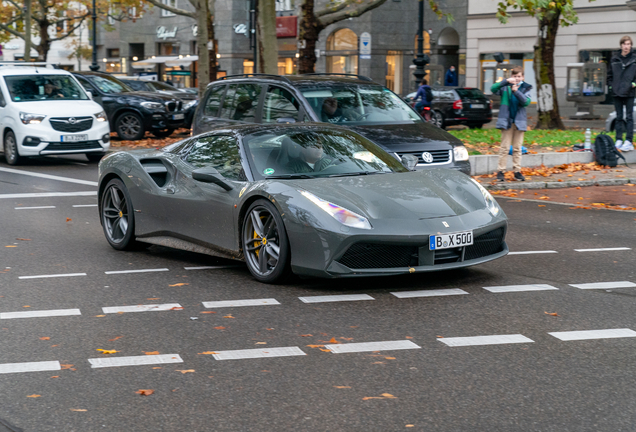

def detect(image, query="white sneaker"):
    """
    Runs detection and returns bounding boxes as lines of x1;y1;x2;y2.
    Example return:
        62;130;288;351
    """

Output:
620;141;634;151
615;140;623;149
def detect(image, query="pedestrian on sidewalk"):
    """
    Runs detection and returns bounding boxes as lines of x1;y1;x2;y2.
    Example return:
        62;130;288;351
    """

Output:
608;35;636;152
491;66;533;182
445;66;458;87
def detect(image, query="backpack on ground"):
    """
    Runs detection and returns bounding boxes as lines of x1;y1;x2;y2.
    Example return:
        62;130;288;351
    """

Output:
593;133;627;167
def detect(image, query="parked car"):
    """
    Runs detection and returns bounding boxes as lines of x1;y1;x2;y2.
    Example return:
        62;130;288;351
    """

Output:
98;123;508;283
119;78;198;129
0;66;110;165
605;99;636;134
406;87;493;129
192;74;471;174
72;72;186;140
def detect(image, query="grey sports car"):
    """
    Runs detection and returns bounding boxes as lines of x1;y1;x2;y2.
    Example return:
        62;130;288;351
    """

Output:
98;123;508;283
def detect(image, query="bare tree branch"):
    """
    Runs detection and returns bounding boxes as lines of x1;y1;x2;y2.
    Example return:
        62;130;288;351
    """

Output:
50;16;89;41
317;0;388;27
144;0;196;18
315;0;351;18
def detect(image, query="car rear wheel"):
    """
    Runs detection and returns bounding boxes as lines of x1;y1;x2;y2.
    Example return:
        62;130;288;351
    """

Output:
431;110;445;129
100;178;144;250
3;131;23;165
116;112;145;141
242;200;291;284
152;128;174;138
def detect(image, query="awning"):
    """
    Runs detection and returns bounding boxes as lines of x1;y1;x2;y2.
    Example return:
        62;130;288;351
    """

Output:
131;56;178;68
165;55;199;67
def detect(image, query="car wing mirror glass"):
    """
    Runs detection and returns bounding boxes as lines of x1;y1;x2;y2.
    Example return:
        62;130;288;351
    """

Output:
401;154;419;171
276;117;297;124
192;167;234;191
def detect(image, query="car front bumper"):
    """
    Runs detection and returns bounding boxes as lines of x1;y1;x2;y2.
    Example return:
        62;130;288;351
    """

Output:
147;110;186;130
15;120;111;156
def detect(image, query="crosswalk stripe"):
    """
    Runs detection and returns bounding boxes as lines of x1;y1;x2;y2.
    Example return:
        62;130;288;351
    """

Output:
298;294;374;303
211;347;306;360
391;288;468;298
325;340;421;354
0;361;61;374
104;268;169;275
438;334;534;347
89;354;183;368
0;167;98;186
483;284;558;293
102;304;182;313
18;273;86;280
72;204;97;208
184;265;242;270
1;308;81;319
548;329;636;341
569;281;636;289
202;299;280;308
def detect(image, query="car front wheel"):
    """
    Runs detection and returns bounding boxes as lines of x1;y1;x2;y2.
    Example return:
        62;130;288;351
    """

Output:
242;200;291;284
100;178;144;250
3;131;23;165
116;112;145;141
431;110;445;129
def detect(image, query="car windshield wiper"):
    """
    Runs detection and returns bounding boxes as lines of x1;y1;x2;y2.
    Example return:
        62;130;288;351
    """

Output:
327;171;386;178
265;174;314;179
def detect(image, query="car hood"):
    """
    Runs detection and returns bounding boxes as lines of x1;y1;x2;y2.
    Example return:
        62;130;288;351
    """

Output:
156;90;198;100
126;91;180;102
287;169;484;220
347;122;463;152
16;99;104;116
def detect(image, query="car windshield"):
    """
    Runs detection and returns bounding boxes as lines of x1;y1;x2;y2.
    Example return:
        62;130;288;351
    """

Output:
4;74;89;102
300;85;421;125
85;75;132;94
455;88;486;99
122;80;148;91
151;81;177;91
243;128;408;180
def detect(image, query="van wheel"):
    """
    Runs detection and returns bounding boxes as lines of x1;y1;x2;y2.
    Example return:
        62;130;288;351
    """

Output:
4;131;23;165
116;112;145;141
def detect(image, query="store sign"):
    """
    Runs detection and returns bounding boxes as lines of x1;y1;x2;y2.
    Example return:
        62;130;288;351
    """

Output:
275;0;293;12
233;23;248;35
276;16;297;38
359;32;371;59
157;26;178;40
192;25;198;37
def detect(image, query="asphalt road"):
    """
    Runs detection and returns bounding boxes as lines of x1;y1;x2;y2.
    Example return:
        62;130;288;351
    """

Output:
1;155;636;432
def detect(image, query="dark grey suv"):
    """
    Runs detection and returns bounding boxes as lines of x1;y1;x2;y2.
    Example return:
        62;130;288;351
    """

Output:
191;74;470;174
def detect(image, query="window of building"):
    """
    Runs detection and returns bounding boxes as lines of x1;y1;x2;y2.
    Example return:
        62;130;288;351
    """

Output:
243;60;254;74
277;58;295;75
186;135;246;181
413;33;431;55
158;42;179;56
161;0;177;16
385;51;403;94
326;29;358;75
107;48;120;58
262;86;299;123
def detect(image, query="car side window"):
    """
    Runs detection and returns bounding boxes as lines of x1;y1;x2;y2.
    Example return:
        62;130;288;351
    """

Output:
185;135;246;181
0;88;6;107
230;84;261;122
204;85;225;117
262;86;299;123
74;75;95;93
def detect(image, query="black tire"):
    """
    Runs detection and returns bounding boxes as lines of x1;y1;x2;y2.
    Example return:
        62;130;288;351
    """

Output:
86;152;106;162
431;110;445;129
115;112;145;141
610;120;615;132
152;128;174;138
468;123;485;129
100;178;144;250
242;200;291;284
3;130;23;165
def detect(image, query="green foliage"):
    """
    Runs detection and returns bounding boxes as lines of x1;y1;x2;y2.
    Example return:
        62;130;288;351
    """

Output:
448;128;603;149
496;0;588;26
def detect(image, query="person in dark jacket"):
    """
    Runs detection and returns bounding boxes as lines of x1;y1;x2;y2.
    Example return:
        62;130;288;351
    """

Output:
607;35;636;152
414;78;432;112
444;66;458;87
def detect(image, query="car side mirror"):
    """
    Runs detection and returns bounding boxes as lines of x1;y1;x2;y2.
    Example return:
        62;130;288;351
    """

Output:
401;154;419;171
85;90;93;99
276;117;296;124
192;167;234;191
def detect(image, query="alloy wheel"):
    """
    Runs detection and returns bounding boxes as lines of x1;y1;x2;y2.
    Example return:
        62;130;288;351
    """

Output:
118;114;142;139
243;206;282;277
102;184;130;244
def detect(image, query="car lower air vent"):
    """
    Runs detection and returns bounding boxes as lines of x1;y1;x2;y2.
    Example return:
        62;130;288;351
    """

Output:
141;159;170;187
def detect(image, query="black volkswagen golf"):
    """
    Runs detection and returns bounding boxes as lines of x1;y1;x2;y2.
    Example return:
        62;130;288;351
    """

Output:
191;74;470;174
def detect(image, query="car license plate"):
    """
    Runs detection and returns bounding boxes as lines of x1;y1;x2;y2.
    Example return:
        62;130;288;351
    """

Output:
61;134;88;142
471;104;484;109
172;113;184;120
429;231;473;250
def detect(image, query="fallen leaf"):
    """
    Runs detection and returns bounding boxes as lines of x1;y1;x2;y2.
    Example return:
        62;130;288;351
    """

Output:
300;334;313;337
334;386;351;389
372;362;386;364
27;394;41;398
223;315;235;319
50;376;59;379
340;337;354;341
306;344;324;348
406;425;415;428
544;312;559;316
135;389;154;396
5;245;17;248
60;364;74;370
436;335;444;338
405;336;413;339
384;357;396;360
255;342;267;345
39;337;51;340
168;283;189;287
328;337;339;344
66;218;72;222
108;336;123;342
382;393;397;398
70;409;87;412
176;369;195;374
94;315;106;317
538;205;546;207
144;351;160;355
96;349;118;354
214;326;226;330
15;238;31;241
200;311;216;314
198;351;219;355
319;348;331;352
266;328;274;330
147;298;160;300
169;306;184;311
23;305;30;308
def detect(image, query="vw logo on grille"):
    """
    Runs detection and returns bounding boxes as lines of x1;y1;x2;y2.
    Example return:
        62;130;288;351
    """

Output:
421;152;434;163
68;117;77;124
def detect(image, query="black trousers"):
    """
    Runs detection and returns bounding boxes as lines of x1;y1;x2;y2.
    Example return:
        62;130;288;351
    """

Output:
614;96;634;143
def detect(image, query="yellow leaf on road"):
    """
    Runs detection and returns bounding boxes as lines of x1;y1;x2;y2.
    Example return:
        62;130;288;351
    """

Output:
96;349;118;354
27;394;41;398
144;351;160;355
70;409;87;412
198;351;219;355
135;389;154;396
168;283;189;287
176;369;195;374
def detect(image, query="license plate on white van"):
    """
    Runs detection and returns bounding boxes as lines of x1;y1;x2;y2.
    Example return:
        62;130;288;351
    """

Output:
172;113;184;120
429;231;473;250
61;134;88;142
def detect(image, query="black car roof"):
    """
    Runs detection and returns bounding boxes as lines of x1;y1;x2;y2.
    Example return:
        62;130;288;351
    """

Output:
197;121;361;136
214;73;376;88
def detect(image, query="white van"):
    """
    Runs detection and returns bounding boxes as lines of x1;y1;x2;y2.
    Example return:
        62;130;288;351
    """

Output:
0;65;111;165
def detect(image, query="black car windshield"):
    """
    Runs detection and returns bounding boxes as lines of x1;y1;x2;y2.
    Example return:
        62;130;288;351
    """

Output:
455;88;486;99
300;85;421;125
121;80;149;91
4;75;89;102
243;128;408;180
84;75;132;94
151;81;177;91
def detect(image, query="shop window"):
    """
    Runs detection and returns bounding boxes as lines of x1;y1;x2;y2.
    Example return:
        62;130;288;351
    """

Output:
243;60;254;74
277;58;295;75
385;51;403;94
262;86;299;123
326;29;358;75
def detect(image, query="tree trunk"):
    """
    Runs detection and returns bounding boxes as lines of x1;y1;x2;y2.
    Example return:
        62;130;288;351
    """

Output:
35;20;50;62
533;12;565;130
298;0;322;74
207;1;217;81
257;0;277;74
196;0;210;96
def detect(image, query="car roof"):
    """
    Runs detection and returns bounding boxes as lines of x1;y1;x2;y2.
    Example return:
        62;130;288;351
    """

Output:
0;66;74;77
213;74;377;88
198;121;360;137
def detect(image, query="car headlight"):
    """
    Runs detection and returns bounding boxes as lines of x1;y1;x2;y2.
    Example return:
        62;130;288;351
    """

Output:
184;100;198;110
19;112;46;125
95;111;107;122
470;178;500;216
140;101;165;110
300;190;372;230
453;145;469;161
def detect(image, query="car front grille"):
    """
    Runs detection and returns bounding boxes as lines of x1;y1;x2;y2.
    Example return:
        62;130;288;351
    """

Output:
464;227;505;261
165;101;183;112
49;116;94;132
42;141;102;151
397;149;451;165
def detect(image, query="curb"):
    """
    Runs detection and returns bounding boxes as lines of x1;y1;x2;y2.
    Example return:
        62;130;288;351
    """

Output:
483;178;635;190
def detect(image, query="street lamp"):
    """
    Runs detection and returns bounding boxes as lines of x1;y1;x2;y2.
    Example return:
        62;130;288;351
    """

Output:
412;0;429;86
89;0;99;71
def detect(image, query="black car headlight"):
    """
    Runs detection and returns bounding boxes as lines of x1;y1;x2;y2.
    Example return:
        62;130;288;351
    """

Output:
184;100;198;110
140;101;165;110
470;178;500;216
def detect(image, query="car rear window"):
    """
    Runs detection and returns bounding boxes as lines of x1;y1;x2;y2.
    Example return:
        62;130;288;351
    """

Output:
456;89;487;99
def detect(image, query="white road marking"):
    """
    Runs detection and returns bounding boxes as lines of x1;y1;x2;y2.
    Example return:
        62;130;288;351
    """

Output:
569;281;636;289
202;299;280;308
574;247;631;252
0;361;61;374
325;340;421;354
72;204;97;208
0;167;98;186
391;288;468;298
508;250;558;255
298;294;374;303
549;329;636;341
18;272;87;280
212;347;306;360
438;334;534;347
89;354;183;368
0;191;97;199
184;265;242;270
104;268;169;275
14;206;56;210
483;284;558;293
1;308;81;319
102;303;182;314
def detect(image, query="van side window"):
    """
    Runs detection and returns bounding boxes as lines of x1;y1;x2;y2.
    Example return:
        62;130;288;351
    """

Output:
204;85;226;117
262;86;299;123
0;88;6;107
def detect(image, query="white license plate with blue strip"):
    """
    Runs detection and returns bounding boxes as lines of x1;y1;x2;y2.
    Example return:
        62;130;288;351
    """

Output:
430;231;473;250
61;134;88;142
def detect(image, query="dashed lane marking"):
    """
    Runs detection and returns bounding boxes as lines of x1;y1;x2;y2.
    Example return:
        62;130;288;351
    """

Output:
0;361;61;374
574;247;631;252
508;250;558;255
1;308;81;319
391;288;468;298
569;281;636;289
438;334;534;347
104;268;169;275
549;329;636;341
14;206;56;210
202;299;280;308
18;272;86;280
298;294;374;303
0;167;98;186
325;340;421;354
211;347;306;360
184;265;243;270
89;354;183;368
483;284;559;293
0;192;97;199
102;304;182;314
72;204;97;208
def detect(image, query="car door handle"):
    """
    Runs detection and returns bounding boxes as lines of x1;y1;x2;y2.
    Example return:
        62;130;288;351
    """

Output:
166;186;175;194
